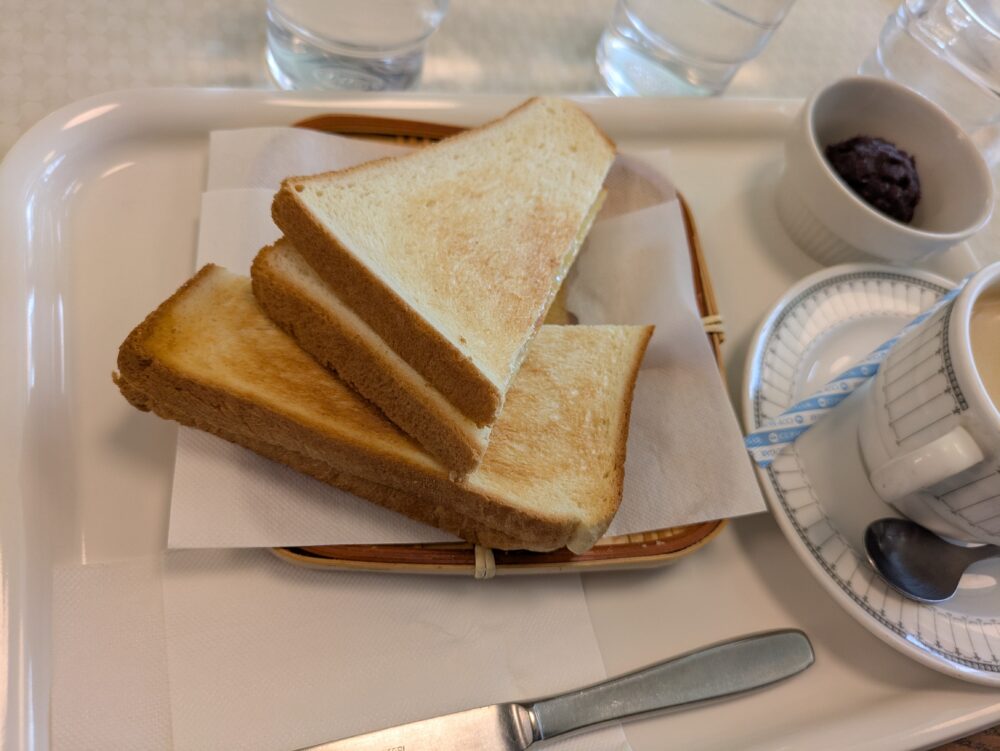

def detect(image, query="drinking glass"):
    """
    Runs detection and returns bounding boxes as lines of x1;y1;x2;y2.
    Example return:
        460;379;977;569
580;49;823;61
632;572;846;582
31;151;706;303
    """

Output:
861;0;1000;163
266;0;449;91
596;0;798;97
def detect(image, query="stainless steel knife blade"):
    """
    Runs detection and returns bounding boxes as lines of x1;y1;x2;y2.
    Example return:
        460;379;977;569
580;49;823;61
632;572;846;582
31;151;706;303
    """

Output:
295;629;814;751
297;703;535;751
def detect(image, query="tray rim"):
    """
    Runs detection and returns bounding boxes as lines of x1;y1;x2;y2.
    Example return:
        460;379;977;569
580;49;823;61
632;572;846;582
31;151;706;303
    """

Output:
7;88;997;751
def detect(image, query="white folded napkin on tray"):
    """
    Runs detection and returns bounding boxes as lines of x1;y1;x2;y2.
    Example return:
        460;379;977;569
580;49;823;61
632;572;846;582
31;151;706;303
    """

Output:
166;127;764;550
53;550;629;751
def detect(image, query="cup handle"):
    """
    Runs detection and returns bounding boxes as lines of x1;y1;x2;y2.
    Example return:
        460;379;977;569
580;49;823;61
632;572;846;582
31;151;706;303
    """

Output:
869;426;985;502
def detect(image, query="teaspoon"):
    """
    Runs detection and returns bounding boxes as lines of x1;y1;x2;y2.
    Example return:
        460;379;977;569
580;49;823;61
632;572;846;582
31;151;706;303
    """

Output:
864;517;1000;603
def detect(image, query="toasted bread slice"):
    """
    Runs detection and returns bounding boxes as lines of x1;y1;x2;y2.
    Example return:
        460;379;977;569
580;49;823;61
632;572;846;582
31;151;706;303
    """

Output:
252;239;491;474
271;97;615;429
115;266;652;552
117;376;528;550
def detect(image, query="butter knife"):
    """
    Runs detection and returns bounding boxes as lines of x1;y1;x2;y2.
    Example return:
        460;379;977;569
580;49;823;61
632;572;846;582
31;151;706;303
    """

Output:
296;629;814;751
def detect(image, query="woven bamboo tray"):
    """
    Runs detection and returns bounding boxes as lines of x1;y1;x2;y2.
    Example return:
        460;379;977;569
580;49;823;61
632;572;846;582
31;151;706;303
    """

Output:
271;114;728;577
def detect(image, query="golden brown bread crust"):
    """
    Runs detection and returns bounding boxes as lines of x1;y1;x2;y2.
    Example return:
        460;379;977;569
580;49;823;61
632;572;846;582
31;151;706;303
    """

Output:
595;324;652;551
113;267;587;551
250;241;486;474
116;372;574;550
271;96;616;430
114;267;439;489
115;364;574;550
116;376;537;550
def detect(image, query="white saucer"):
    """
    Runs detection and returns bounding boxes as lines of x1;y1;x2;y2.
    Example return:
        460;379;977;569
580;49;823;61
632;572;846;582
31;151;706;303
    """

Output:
744;264;1000;686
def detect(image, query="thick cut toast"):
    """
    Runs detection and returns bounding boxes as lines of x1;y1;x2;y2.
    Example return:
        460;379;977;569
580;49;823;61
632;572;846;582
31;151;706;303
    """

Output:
115;266;652;553
271;97;615;430
252;239;491;474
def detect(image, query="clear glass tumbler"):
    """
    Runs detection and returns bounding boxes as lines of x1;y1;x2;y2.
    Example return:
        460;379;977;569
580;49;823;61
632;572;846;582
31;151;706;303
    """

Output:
861;0;1000;162
596;0;797;96
266;0;449;91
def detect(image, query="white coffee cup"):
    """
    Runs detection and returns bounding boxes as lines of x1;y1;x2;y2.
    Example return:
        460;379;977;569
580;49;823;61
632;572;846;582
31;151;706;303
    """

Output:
858;262;1000;544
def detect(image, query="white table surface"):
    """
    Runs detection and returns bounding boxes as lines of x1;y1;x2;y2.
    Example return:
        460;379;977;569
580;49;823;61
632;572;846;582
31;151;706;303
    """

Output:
0;0;898;154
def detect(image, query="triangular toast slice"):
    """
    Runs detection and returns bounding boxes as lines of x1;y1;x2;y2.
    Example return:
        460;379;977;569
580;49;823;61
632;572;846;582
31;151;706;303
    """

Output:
270;97;615;464
114;265;652;553
252;238;495;473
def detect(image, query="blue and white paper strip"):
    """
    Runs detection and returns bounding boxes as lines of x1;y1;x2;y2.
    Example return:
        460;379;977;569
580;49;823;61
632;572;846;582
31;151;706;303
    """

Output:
745;282;965;468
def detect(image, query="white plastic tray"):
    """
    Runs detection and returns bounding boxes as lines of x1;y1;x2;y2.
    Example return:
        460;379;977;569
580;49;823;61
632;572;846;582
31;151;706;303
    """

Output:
2;90;998;750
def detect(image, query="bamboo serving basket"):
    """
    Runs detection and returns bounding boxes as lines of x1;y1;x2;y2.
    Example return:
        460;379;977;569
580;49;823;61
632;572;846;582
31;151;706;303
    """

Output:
271;113;728;577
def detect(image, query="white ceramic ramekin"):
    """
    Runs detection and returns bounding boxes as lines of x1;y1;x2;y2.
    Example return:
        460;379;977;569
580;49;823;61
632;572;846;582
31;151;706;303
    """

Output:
776;76;994;265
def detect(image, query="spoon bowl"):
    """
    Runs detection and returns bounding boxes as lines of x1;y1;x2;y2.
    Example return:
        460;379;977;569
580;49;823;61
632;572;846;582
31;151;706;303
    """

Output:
864;518;1000;603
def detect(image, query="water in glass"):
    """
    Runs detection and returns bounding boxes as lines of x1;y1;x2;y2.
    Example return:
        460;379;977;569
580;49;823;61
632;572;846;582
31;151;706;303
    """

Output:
596;0;797;96
266;0;449;91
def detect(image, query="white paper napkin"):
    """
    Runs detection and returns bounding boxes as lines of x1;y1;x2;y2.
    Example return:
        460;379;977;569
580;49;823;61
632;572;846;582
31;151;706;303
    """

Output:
52;557;174;751
167;128;765;550
161;549;628;751
568;202;764;534
53;551;629;751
